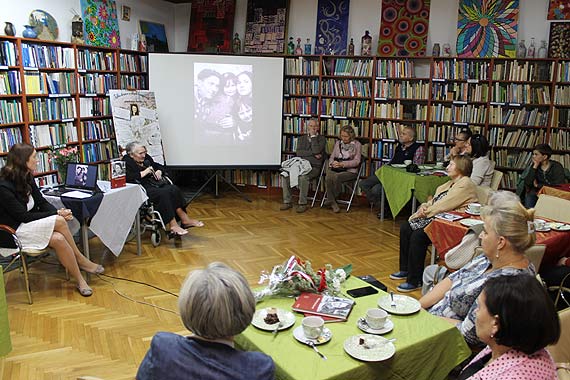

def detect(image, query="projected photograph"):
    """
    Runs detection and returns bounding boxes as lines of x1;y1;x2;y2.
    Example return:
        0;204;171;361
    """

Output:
194;63;253;145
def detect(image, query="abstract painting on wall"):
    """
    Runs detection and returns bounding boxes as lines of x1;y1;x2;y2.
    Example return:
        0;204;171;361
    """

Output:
80;0;121;48
548;0;570;20
377;0;431;57
187;0;236;53
549;22;570;58
139;21;169;53
244;0;288;54
456;0;519;58
315;0;350;55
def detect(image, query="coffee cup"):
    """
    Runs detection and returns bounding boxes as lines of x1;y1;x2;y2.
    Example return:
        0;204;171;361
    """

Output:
534;219;547;230
467;203;481;213
302;316;324;339
365;308;388;330
435;162;444;168
404;160;412;166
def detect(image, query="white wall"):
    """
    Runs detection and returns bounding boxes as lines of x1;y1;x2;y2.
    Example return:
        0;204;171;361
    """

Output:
1;0;176;50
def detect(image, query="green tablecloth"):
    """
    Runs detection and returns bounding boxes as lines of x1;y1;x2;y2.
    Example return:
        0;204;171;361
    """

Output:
377;165;450;218
236;277;470;380
0;270;12;356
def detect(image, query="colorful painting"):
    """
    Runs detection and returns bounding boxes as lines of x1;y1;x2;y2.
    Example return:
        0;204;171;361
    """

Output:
315;0;350;55
188;0;236;53
244;0;289;54
549;22;570;58
377;0;431;57
548;0;570;20
456;0;519;58
80;0;120;48
139;21;169;53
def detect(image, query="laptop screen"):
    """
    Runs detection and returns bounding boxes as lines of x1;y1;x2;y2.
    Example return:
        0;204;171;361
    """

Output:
65;163;98;190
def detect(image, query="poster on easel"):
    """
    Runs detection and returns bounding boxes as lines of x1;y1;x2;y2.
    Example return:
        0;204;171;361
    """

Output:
109;90;165;164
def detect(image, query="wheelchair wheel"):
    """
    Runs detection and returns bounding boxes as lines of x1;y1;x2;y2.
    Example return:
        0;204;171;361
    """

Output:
151;231;161;247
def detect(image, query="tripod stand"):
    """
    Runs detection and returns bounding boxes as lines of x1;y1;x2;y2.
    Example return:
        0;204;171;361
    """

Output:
187;171;252;204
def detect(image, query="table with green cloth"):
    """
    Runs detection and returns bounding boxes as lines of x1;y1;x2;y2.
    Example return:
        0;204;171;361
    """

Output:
235;277;470;380
0;270;12;356
377;165;450;220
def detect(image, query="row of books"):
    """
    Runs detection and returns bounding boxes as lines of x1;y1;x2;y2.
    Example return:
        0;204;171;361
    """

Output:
78;97;112;117
223;168;271;187
283;116;311;134
23;71;77;95
0;127;22;153
491;60;552;82
323;58;373;77
28;122;78;147
430;104;488;124
0;70;20;95
431;82;489;103
375;102;428;120
427;144;450;163
552;153;570;169
0;99;23;124
554;85;570;105
488;128;545;149
77;50;116;71
321;99;370;118
119;54;148;73
376;59;416;78
555;61;570;82
500;171;518;190
551;129;570;150
284;78;319;96
375;79;429;100
35;150;57;173
371;121;426;141
552;108;570;128
81;140;118;163
26;98;76;122
321;79;371;97
120;75;147;90
283;97;318;115
491;149;532;169
321;119;370;138
432;59;490;80
0;41;17;66
371;141;397;159
285;57;320;76
21;43;75;69
34;173;58;187
81;119;115;140
427;124;483;143
77;73;118;94
488;106;549;127
491;83;551;105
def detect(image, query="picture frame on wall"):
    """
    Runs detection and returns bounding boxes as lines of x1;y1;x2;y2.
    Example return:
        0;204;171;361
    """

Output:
187;0;236;53
139;20;169;53
121;6;131;22
549;22;570;58
244;0;289;54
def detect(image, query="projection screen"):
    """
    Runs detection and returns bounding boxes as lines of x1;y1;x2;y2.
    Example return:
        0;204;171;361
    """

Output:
149;54;284;168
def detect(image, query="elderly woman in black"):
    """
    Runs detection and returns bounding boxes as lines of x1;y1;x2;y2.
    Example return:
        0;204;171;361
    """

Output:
123;142;204;238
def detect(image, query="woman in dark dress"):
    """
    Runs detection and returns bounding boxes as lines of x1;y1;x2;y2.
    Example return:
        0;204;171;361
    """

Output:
123;142;204;238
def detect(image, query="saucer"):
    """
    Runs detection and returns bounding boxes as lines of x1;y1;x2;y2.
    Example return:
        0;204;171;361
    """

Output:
344;334;396;362
552;223;570;231
357;317;394;335
460;218;484;227
466;209;481;216
251;308;296;331
378;294;421;315
293;326;332;345
535;227;551;232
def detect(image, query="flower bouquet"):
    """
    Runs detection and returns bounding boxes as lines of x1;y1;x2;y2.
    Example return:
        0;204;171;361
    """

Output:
50;146;79;184
254;255;352;302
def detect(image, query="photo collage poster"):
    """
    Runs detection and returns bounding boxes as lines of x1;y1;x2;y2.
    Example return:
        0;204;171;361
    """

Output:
244;0;288;53
109;90;165;164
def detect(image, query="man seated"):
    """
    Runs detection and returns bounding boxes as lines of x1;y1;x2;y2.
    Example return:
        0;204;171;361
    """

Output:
359;125;425;216
280;119;326;213
444;127;472;162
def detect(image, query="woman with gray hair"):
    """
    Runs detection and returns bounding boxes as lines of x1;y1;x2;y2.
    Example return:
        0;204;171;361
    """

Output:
136;262;275;380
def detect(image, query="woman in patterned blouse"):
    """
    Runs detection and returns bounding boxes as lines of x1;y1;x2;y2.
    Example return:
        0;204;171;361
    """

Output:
420;191;536;346
457;275;559;380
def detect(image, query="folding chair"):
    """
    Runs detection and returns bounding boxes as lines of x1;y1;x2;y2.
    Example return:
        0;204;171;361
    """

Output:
320;158;366;212
490;169;503;191
309;161;327;208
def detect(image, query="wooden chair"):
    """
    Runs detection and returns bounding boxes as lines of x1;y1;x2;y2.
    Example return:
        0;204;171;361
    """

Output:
0;224;50;304
535;194;570;223
476;185;492;205
525;244;546;273
547;308;570;380
489;170;503;191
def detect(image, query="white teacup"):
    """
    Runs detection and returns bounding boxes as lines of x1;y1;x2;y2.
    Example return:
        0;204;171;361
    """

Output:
404;160;412;166
365;308;388;330
435;162;444;168
534;219;547;230
302;316;324;339
467;203;481;213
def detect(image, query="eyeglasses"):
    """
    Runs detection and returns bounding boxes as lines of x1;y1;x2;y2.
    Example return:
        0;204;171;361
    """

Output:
450;137;467;142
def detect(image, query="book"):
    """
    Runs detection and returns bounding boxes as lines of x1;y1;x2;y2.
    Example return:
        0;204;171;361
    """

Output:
435;212;464;222
292;292;355;321
110;159;126;189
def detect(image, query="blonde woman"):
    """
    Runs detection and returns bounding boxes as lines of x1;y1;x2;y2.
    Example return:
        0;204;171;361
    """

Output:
137;262;274;380
420;191;536;346
325;125;362;213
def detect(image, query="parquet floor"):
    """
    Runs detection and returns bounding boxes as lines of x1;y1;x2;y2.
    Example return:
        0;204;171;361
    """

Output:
1;191;421;380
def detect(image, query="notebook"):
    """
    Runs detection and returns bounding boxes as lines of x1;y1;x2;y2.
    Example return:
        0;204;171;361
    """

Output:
44;163;100;196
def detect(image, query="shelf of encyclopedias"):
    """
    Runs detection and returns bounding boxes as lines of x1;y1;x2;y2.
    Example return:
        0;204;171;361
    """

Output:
0;36;148;184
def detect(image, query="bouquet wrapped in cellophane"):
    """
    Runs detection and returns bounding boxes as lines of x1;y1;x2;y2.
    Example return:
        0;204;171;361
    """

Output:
254;255;352;302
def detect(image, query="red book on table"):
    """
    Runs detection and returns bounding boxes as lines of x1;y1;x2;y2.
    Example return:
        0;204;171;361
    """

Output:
292;292;355;322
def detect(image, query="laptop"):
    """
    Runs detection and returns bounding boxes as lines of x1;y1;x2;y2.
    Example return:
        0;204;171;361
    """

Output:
44;163;100;196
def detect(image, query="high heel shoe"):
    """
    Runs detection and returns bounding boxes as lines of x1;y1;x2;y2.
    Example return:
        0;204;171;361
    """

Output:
181;220;205;229
76;285;93;297
80;264;105;275
167;230;188;239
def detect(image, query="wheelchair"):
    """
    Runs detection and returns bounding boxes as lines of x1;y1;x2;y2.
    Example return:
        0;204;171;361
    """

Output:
127;184;168;247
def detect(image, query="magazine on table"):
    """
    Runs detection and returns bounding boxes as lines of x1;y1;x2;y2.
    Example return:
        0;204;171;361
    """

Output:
435;212;464;222
292;292;355;321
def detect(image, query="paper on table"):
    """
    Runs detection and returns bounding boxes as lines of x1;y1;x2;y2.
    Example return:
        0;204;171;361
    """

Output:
60;190;92;199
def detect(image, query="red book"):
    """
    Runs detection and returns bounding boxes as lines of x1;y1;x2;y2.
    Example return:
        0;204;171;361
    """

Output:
110;159;126;189
292;292;355;321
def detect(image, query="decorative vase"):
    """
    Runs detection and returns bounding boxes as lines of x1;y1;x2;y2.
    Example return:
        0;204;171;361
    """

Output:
233;33;241;54
295;38;303;55
348;38;355;56
527;38;536;58
538;40;548;59
443;43;452;57
22;25;37;39
287;37;295;55
517;40;526;58
57;168;67;185
4;22;15;36
304;38;311;55
361;30;372;56
432;43;441;57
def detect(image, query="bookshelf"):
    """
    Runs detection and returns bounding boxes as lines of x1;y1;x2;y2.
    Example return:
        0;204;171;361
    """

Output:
0;36;148;184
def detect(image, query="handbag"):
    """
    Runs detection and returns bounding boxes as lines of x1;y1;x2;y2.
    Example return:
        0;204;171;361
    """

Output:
146;176;169;188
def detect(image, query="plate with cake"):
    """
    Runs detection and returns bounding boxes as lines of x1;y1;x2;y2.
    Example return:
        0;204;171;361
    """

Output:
251;307;296;331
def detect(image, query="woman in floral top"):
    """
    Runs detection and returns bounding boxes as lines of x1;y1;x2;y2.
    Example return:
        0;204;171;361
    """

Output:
420;191;536;346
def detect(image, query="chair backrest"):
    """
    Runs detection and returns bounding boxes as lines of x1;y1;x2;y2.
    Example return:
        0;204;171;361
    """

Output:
524;244;546;272
490;170;503;191
547;308;570;370
476;185;492;205
535;195;570;223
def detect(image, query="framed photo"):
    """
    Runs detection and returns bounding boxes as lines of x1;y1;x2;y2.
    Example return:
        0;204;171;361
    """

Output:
121;5;131;21
549;22;570;58
139;20;169;53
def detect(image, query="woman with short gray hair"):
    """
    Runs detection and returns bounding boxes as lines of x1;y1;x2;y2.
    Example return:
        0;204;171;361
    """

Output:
136;262;275;380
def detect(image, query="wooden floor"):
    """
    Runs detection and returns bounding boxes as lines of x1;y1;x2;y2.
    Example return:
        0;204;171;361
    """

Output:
1;191;421;380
